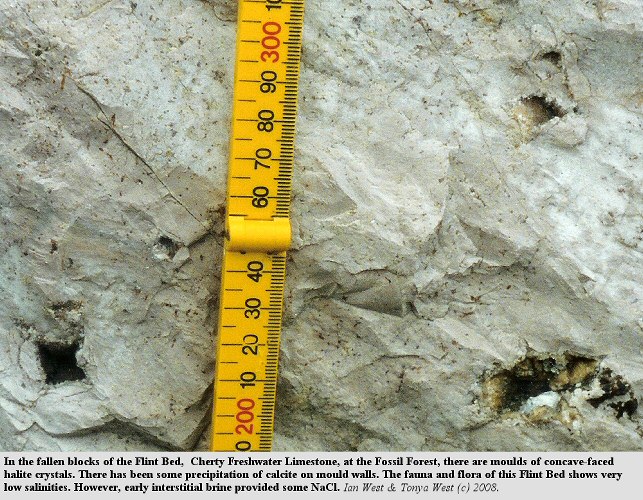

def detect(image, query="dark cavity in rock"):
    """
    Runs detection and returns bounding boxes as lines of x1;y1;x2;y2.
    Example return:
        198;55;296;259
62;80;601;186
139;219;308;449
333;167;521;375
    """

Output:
37;340;86;384
155;236;179;259
481;353;598;412
519;95;564;124
540;50;562;66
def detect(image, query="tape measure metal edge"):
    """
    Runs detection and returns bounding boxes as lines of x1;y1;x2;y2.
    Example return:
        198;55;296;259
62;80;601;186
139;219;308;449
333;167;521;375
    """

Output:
211;0;305;452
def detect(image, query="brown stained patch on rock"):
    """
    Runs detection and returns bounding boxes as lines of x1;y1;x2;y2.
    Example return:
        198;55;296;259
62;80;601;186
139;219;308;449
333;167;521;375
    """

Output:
587;368;638;419
50;300;82;319
610;399;638;419
551;355;599;390
45;300;85;339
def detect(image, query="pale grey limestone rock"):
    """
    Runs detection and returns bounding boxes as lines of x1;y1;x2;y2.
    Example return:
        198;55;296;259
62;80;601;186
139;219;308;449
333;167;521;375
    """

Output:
0;0;641;451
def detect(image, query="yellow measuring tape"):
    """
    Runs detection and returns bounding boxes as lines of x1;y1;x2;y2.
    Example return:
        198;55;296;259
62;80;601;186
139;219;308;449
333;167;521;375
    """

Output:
210;0;305;452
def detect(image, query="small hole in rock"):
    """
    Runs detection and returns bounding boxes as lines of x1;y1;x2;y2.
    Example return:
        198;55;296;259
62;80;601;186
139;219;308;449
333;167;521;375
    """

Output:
492;357;555;411
514;95;565;133
37;340;86;384
540;50;561;65
156;236;179;259
481;353;598;413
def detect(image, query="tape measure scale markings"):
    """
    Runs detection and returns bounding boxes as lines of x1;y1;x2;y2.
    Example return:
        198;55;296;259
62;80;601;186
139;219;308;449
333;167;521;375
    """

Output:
211;0;305;452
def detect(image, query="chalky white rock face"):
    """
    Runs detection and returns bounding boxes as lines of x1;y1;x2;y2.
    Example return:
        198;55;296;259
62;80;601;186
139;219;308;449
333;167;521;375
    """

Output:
0;0;641;451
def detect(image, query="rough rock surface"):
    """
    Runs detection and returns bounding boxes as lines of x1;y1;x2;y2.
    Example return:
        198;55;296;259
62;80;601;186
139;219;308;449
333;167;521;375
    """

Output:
0;0;641;451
